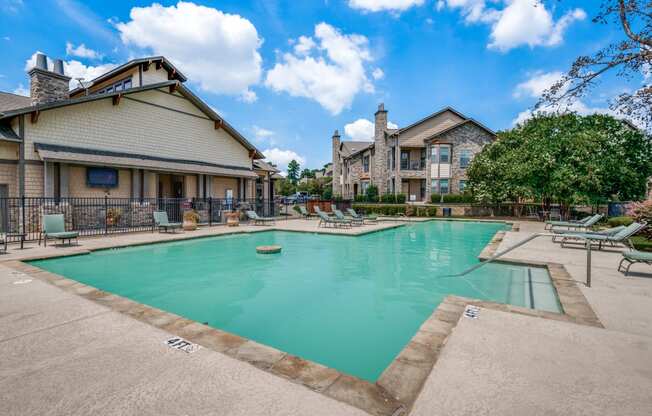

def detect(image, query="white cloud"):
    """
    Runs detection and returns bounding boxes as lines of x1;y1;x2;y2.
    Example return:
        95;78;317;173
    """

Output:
24;51;117;90
513;71;564;99
294;36;316;55
512;70;622;126
13;84;29;96
265;22;378;115
441;0;586;51
251;125;276;144
65;42;103;59
262;148;306;172
348;0;425;13
344;118;399;141
372;68;384;80
116;1;262;101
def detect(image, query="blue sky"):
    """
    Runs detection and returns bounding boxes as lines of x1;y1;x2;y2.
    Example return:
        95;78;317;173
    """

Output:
0;0;637;172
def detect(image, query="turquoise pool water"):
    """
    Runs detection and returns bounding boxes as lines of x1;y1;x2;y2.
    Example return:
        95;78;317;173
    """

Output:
30;221;560;381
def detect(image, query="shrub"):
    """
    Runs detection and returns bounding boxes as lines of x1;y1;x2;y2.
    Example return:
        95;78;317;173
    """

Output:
354;194;366;203
431;194;475;203
322;188;332;200
396;193;406;203
365;185;379;202
607;216;634;227
380;194;396;204
183;210;200;223
627;200;652;238
352;204;437;217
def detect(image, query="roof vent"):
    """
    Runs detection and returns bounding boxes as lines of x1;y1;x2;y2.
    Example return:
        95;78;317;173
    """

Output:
53;59;65;76
35;53;47;70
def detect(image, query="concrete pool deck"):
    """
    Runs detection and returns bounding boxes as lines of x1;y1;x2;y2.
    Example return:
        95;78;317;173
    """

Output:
1;219;651;415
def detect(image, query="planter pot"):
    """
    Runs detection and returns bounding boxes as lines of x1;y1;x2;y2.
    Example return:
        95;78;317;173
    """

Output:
183;221;198;231
225;212;240;227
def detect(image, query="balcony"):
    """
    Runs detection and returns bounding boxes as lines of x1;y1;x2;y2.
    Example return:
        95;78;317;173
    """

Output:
400;160;426;171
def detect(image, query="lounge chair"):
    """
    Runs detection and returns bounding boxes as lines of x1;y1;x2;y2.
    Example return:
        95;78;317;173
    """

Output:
347;208;378;223
618;249;652;275
545;214;593;230
317;211;351;228
560;222;647;250
331;204;338;213
549;207;562;221
246;210;275;225
298;206;311;218
40;214;79;246
547;214;603;231
314;206;330;217
153;211;182;233
551;225;625;243
334;209;363;226
524;205;540;221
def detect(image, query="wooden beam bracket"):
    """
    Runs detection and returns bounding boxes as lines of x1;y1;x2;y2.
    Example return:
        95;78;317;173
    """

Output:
169;82;179;93
214;119;223;130
112;93;122;106
30;110;39;124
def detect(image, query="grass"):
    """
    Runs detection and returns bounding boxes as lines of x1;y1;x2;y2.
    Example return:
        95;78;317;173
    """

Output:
631;236;652;252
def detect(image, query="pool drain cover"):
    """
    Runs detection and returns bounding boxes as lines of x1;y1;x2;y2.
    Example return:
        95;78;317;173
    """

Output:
464;305;480;319
165;337;201;353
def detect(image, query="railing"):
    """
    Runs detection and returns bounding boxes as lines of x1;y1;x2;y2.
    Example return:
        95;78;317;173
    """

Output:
400;161;426;170
0;197;282;242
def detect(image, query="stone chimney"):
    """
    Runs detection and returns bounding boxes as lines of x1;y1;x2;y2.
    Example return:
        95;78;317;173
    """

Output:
373;103;388;194
331;129;342;196
29;53;71;105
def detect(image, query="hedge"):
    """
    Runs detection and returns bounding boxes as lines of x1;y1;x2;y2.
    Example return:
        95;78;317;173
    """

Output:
430;194;475;203
607;216;634;227
352;204;437;217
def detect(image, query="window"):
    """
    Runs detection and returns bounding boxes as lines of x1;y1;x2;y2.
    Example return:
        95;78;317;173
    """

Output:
430;146;438;163
420;149;426;168
391;147;396;170
439;179;449;194
361;181;369;194
459;150;472;168
439;146;450;163
363;155;370;172
431;179;438;194
95;77;133;95
459;180;467;192
400;150;409;170
386;150;391;170
87;167;119;188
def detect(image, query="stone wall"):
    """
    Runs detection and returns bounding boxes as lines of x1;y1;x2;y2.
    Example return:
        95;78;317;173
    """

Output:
373;104;388;194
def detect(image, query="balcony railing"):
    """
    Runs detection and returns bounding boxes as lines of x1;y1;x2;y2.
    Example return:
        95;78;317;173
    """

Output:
400;161;426;170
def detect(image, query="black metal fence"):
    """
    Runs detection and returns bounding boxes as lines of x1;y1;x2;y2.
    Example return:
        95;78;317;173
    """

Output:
0;197;282;242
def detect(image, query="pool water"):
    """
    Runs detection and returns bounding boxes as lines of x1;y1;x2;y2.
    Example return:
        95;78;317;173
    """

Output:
30;221;560;381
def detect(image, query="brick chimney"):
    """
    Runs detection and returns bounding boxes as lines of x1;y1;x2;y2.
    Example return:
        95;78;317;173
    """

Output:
373;103;388;194
29;53;71;105
331;129;342;196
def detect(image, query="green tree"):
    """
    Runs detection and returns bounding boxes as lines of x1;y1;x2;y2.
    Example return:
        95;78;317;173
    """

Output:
287;160;300;184
467;113;652;209
275;178;296;196
300;168;316;179
365;184;379;202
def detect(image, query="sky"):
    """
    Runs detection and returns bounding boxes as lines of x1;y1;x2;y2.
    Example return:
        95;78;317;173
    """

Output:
0;0;640;173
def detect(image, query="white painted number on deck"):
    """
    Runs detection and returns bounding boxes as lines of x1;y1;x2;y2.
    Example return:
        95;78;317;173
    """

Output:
165;337;200;353
464;305;480;319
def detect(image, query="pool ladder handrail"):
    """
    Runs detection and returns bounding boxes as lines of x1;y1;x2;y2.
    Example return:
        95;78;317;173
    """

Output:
445;232;593;287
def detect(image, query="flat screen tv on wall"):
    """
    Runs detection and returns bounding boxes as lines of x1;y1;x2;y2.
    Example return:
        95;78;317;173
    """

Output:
87;167;119;188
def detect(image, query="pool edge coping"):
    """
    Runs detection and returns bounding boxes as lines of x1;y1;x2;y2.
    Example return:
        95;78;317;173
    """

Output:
4;220;602;416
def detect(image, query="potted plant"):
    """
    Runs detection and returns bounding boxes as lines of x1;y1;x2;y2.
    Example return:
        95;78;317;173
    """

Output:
106;207;122;227
183;210;200;231
225;211;240;227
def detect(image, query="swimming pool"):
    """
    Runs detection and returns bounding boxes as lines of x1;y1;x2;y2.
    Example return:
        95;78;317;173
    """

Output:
30;220;560;381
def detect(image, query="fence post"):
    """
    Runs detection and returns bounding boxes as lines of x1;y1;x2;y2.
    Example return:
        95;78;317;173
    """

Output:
104;195;108;235
21;195;26;235
208;197;212;227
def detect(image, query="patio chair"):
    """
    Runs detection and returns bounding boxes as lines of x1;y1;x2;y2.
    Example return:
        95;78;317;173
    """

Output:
246;210;275;225
524;205;540;221
545;214;593;230
298;205;311;218
153;211;182;233
551;225;625;243
314;206;330;217
618;248;652;275
334;209;363;226
331;204;338;213
317;211;351;228
549;207;562;221
560;222;647;250
548;214;603;232
347;208;378;223
40;214;79;246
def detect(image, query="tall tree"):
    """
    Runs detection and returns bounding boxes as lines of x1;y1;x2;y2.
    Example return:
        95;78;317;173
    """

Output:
287;159;300;184
539;1;652;128
467;113;652;207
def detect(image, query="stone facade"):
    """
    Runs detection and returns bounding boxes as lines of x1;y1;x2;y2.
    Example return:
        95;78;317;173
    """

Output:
28;68;71;105
332;105;495;200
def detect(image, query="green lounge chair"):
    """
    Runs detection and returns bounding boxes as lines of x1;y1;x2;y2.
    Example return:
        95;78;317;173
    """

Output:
551;225;625;243
41;214;79;246
334;209;363;226
618;249;652;275
314;206;330;217
331;204;338;213
547;214;603;231
153;211;182;233
298;206;311;218
347;208;378;223
317;211;351;228
560;222;646;250
246;210;275;225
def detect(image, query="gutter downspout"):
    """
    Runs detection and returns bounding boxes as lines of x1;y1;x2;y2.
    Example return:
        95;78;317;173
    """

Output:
18;115;25;198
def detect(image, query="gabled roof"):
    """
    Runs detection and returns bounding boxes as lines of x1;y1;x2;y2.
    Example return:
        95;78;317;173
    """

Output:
340;141;373;157
424;119;496;143
253;159;279;173
396;106;469;135
0;81;263;159
0;91;31;112
69;56;187;96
